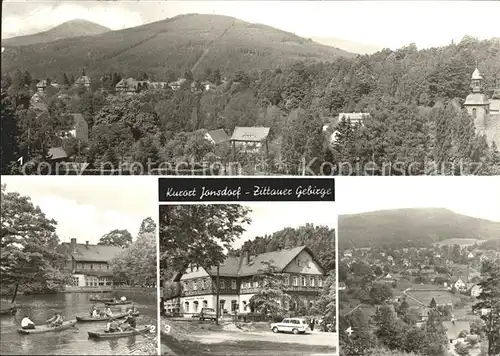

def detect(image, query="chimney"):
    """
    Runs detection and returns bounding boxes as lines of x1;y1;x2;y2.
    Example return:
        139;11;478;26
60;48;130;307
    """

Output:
241;249;250;265
70;238;77;250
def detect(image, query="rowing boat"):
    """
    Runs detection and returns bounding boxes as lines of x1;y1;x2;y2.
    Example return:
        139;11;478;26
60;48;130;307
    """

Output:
17;320;77;334
89;297;115;303
104;301;133;306
76;312;139;322
88;327;150;339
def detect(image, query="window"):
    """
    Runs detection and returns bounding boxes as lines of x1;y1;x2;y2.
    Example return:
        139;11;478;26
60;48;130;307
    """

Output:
231;300;237;311
253;281;258;288
193;301;199;313
220;280;225;289
301;277;306;286
203;300;208;308
310;277;315;287
284;301;289;311
293;276;298;286
319;278;323;287
297;259;301;266
472;108;477;120
193;281;198;291
72;277;79;286
184;302;189;313
243;301;247;311
231;280;237;289
202;279;206;289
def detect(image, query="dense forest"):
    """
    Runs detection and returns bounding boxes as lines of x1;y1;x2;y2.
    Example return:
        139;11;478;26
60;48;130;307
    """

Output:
236;223;336;273
2;35;500;175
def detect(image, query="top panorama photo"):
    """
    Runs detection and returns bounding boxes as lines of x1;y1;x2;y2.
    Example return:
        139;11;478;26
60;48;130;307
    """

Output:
1;1;499;176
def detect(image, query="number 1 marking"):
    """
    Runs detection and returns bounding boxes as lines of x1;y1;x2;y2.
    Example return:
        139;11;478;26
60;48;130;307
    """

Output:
17;157;23;166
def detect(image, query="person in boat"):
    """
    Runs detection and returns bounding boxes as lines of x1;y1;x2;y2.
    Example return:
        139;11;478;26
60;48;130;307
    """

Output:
89;305;97;317
120;296;127;302
46;313;63;327
120;310;137;331
21;315;36;330
105;317;122;333
104;307;113;318
127;305;138;314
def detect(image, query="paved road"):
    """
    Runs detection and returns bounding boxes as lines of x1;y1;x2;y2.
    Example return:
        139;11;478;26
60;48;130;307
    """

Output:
189;329;337;347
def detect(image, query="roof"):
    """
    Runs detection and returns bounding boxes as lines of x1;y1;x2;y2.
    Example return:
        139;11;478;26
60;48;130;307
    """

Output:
37;80;49;87
471;68;483;80
48;147;68;160
75;76;91;85
206;129;229;144
61;242;123;262
230;127;270;142
464;93;490;106
204;245;324;277
443;321;470;340
116;78;138;88
169;78;187;86
406;290;453;307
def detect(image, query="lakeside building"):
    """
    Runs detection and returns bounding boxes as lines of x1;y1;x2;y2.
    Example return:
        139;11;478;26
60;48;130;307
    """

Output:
59;238;122;288
163;245;326;316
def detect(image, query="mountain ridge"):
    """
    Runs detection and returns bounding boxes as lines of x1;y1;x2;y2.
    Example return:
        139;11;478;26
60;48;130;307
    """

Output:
1;13;354;79
2;19;111;46
339;208;500;249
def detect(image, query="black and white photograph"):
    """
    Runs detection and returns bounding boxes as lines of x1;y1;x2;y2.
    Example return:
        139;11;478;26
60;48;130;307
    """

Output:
0;177;159;355
337;177;500;356
159;191;337;355
1;1;500;175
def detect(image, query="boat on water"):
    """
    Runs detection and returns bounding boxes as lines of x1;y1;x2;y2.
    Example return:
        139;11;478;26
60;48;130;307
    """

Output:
89;297;115;303
17;320;77;334
104;300;133;306
76;312;139;322
88;326;150;339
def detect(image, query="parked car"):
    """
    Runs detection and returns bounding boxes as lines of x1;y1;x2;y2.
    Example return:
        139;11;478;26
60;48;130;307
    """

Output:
270;318;310;334
199;308;216;321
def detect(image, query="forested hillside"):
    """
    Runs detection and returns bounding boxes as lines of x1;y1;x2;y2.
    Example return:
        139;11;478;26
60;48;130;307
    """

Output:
236;223;336;272
2;19;111;46
1;14;351;79
2;33;500;175
339;208;500;249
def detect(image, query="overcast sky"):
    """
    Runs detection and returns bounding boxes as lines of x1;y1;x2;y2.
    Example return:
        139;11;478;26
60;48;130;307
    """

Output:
336;177;500;222
234;202;337;249
2;176;157;245
2;1;499;50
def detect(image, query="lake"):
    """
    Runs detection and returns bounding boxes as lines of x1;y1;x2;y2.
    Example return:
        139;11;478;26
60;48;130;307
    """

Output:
0;290;158;355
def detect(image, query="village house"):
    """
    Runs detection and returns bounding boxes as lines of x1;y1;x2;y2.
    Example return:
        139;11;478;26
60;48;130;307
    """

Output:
442;320;471;346
450;277;467;291
74;74;91;89
469;284;482;298
343;250;353;258
115;77;148;95
58;238;123;288
337;112;370;126
230;126;270;156
36;79;49;92
163;246;325;316
169;78;187;91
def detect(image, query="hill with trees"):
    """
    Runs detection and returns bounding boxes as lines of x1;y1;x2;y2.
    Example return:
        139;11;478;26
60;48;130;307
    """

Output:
236;223;336;273
2;19;111;47
1;14;352;79
339;208;500;249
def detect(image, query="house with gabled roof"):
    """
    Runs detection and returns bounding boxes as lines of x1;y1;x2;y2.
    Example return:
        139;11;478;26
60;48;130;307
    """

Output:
59;238;123;287
205;129;230;145
74;74;91;89
164;246;325;317
230;126;270;156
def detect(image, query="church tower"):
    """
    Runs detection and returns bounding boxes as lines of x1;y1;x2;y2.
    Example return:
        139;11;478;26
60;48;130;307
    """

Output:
464;68;490;133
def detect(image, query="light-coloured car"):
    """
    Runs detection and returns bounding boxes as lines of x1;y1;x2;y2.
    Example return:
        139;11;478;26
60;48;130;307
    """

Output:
199;307;216;321
270;318;310;334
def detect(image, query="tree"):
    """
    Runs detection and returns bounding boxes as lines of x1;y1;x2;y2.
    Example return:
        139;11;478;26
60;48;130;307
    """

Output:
370;283;393;304
1;185;69;302
248;261;291;315
98;229;133;248
339;311;372;356
110;231;156;286
473;261;500;355
374;305;407;350
0;87;20;174
159;204;251;274
455;342;470;356
311;273;336;329
138;217;156;237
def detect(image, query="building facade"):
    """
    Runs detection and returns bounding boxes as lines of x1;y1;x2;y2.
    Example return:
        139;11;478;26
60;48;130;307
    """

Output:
164;246;325;316
59;238;122;288
464;68;500;148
